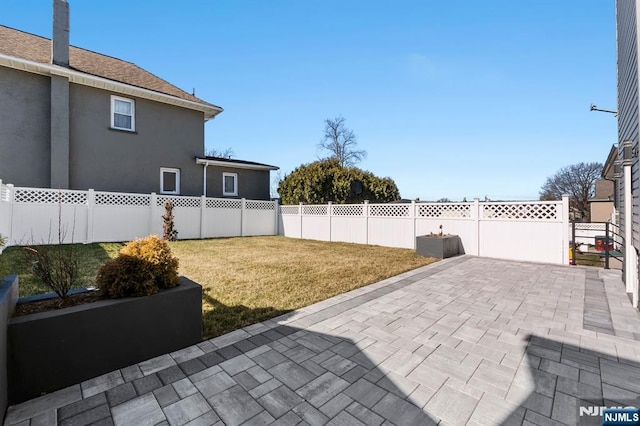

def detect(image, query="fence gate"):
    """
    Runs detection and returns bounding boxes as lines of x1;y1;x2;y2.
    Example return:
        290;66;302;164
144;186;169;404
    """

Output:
571;222;623;269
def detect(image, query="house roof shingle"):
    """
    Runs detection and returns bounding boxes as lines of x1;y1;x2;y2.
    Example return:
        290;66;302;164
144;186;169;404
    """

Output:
0;25;220;110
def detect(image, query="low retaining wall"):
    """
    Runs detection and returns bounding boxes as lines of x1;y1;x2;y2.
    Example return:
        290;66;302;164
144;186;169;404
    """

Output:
8;276;202;403
0;276;19;420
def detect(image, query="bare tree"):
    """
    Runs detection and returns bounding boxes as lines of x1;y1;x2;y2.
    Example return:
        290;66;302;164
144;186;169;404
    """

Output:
205;147;235;159
539;162;603;221
318;116;367;167
270;169;283;200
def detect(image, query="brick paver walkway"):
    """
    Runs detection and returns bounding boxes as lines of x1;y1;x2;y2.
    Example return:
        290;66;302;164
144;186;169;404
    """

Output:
5;256;640;425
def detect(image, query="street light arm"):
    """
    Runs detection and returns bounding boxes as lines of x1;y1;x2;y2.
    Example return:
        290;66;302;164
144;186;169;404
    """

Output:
590;103;618;116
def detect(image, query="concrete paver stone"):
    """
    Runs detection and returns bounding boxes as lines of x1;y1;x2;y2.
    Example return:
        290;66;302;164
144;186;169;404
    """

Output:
6;256;640;426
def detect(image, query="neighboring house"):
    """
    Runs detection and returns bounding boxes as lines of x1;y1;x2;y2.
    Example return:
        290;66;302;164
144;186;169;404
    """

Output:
195;156;278;200
0;0;277;200
588;180;614;223
614;1;640;308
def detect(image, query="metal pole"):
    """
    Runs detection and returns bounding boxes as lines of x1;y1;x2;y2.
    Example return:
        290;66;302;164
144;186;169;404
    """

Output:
571;221;576;266
605;222;610;270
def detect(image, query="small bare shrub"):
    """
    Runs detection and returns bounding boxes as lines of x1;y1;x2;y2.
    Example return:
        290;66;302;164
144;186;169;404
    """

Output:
21;192;79;300
162;200;178;241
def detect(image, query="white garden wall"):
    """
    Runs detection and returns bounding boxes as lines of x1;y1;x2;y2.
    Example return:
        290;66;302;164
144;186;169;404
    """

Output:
279;198;571;265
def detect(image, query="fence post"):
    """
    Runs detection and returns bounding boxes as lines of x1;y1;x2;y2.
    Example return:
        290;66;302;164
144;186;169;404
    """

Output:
605;221;610;270
274;199;279;236
562;195;570;265
240;198;246;237
299;202;303;239
200;195;206;239
473;198;480;256
86;189;95;244
328;201;332;242
571;222;576;266
411;200;417;249
0;179;3;252
364;200;369;245
150;192;157;235
7;184;14;246
0;180;3;250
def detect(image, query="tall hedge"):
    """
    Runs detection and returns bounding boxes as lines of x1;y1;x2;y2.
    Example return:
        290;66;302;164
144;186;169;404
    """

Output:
278;158;400;204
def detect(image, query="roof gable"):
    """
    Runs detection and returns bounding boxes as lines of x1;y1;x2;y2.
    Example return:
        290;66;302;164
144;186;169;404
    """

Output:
0;25;220;111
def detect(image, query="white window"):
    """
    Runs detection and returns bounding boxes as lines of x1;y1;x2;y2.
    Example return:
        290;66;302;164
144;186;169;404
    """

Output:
111;95;135;131
160;168;180;195
223;172;238;196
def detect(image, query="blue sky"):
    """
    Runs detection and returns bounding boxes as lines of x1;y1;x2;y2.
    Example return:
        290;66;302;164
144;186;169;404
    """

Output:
4;1;617;200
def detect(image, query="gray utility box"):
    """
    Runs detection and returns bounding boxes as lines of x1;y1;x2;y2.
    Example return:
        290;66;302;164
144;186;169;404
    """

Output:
416;235;461;259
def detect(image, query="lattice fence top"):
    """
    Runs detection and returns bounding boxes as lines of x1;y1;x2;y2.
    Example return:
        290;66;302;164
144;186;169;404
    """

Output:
280;205;300;215
418;203;471;218
303;205;328;215
14;188;87;205
246;200;276;210
482;202;559;220
157;196;201;208
95;192;150;207
573;222;606;230
369;204;410;217
206;198;242;209
332;205;364;216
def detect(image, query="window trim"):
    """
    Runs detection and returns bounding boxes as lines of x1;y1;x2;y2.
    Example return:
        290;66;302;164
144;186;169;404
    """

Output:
222;172;238;196
110;95;136;131
160;167;180;195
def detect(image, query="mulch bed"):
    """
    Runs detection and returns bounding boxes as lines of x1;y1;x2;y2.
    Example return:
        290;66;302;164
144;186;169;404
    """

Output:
12;292;107;317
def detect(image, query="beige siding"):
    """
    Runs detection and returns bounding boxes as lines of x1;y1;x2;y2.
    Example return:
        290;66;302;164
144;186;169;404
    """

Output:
590;201;614;223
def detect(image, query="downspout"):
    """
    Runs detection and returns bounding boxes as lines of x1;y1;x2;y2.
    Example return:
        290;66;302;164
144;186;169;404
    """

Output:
623;141;634;298
625;163;632;293
202;163;208;196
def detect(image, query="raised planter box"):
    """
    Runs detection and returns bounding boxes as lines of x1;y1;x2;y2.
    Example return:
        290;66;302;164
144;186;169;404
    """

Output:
8;276;202;404
0;276;19;420
416;235;461;259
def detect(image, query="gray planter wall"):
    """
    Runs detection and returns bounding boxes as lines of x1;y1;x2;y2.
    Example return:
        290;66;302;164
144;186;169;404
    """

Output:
0;276;19;420
8;276;202;404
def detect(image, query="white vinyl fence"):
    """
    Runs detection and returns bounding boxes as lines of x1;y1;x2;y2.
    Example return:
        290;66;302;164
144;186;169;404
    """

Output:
0;182;278;248
0;180;571;266
279;197;570;265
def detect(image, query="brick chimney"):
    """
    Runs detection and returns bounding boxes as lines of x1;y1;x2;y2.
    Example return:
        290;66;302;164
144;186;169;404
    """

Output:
52;0;69;66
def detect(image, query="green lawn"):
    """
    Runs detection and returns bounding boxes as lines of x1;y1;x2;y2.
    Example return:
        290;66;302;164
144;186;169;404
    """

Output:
0;237;436;339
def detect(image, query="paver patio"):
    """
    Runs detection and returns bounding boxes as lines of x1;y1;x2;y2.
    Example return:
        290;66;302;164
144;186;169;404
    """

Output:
5;255;640;425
